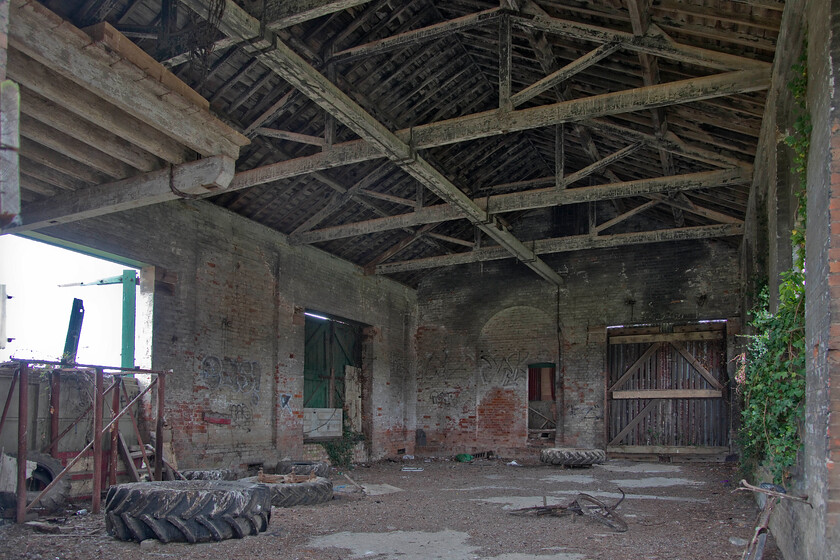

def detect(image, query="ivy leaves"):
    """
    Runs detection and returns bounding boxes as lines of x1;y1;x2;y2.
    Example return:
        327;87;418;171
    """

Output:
739;46;809;485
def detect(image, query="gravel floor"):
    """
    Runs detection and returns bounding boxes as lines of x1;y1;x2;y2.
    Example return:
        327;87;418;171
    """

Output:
0;457;781;560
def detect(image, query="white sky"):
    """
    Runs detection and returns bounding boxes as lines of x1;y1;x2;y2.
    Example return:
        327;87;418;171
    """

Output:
0;235;135;366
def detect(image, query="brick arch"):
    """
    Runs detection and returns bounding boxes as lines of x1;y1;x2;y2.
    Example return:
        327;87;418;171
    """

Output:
476;306;557;451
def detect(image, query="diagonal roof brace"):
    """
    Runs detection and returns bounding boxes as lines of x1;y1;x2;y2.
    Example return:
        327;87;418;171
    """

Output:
188;0;563;285
263;39;562;284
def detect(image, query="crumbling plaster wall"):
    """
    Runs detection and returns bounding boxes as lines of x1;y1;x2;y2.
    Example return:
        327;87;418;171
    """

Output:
415;240;740;456
34;198;417;470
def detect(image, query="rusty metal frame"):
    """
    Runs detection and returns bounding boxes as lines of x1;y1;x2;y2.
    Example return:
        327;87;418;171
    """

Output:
0;358;170;523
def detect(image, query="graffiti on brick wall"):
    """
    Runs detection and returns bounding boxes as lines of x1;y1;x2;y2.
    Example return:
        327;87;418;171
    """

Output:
430;390;458;406
479;349;552;387
569;403;603;420
280;393;292;415
200;355;261;405
228;403;253;430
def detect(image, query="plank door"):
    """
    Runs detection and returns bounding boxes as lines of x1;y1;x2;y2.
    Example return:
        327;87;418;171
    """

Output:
607;324;729;456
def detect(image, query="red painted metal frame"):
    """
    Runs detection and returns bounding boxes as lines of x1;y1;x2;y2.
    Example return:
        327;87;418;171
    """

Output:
0;359;170;523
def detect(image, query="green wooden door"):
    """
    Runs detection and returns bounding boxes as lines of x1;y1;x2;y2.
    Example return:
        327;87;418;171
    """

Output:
303;315;361;408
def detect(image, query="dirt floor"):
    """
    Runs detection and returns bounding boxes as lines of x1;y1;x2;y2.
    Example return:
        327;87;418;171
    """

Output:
0;457;782;560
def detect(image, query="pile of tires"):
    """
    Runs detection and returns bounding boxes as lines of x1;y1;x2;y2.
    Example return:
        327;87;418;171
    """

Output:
540;447;606;467
105;480;271;543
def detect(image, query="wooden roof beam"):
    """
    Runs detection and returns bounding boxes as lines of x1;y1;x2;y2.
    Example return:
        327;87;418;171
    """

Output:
232;67;768;190
267;0;374;30
512;42;621;107
513;8;769;71
329;7;500;63
4;156;235;233
375;223;744;274
292;168;749;244
216;9;561;284
9;1;247;159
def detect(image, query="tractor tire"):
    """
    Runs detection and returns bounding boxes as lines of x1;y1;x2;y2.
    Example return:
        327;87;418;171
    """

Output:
276;460;331;478
240;476;333;508
180;469;238;481
10;452;70;512
104;480;271;543
540;448;606;467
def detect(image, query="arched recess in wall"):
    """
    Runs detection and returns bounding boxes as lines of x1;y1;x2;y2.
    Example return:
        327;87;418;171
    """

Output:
476;306;557;448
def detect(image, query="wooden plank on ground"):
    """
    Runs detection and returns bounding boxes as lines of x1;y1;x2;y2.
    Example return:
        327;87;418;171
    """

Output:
117;432;140;482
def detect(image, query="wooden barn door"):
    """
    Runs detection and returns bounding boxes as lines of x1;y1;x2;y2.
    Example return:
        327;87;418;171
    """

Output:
607;323;729;458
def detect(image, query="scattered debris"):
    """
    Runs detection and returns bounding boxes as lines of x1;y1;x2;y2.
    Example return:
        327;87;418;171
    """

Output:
455;454;474;462
510;489;628;532
401;467;424;472
402;454;415;461
25;521;63;534
507;460;521;467
342;472;365;492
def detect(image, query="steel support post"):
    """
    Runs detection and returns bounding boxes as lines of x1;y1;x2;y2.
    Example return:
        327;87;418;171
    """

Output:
49;371;60;458
109;376;121;487
15;362;28;524
154;373;165;481
92;368;104;513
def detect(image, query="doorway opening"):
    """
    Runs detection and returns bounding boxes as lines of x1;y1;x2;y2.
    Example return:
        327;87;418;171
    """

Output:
527;362;556;444
0;234;153;369
302;311;365;441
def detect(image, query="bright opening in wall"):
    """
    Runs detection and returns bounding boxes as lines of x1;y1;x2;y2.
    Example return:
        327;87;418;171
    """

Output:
0;235;153;368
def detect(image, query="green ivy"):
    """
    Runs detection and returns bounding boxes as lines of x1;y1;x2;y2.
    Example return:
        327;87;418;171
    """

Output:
319;421;365;469
738;45;809;485
784;46;811;270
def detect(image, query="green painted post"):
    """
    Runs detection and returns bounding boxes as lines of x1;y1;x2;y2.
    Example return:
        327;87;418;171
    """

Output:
121;270;136;369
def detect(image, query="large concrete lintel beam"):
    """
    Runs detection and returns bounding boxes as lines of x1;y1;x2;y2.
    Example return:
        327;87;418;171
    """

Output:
3;156;235;233
375;223;744;274
292;167;749;244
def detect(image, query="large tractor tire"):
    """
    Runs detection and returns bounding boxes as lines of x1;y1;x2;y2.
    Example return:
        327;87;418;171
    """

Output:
276;460;331;478
180;469;238;481
240;475;333;508
540;448;606;467
9;452;71;512
105;480;271;543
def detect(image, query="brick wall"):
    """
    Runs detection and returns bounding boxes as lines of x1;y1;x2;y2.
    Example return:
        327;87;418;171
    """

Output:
416;239;740;457
40;198;417;471
739;0;840;557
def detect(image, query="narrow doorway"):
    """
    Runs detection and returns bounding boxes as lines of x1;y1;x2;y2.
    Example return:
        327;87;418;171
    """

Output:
302;311;363;441
527;362;556;443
